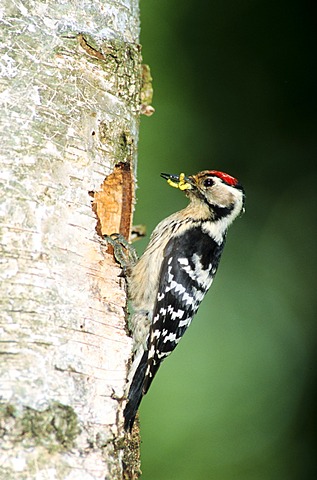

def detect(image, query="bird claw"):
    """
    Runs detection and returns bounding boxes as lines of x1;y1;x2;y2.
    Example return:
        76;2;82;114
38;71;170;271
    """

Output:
103;233;138;272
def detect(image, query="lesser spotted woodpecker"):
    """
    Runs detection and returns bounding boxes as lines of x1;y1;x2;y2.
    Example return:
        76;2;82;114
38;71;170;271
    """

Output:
123;170;245;431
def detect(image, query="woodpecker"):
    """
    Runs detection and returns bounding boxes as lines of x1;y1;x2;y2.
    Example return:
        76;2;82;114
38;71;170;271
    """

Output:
123;170;245;431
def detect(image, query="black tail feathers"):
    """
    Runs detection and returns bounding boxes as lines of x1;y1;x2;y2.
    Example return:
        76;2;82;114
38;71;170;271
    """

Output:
124;351;148;431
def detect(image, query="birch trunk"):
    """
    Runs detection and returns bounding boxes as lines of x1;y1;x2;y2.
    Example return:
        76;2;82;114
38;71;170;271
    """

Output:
0;0;142;478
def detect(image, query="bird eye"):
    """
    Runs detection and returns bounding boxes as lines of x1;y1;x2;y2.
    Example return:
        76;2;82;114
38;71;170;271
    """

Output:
203;178;214;187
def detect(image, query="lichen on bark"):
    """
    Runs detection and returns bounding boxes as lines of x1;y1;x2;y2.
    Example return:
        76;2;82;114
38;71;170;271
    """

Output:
0;402;80;452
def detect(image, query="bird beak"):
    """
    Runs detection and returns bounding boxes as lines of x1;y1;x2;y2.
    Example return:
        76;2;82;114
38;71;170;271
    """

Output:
160;172;193;191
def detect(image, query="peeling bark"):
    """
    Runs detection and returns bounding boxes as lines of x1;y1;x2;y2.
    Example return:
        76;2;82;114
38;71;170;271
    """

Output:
0;0;141;478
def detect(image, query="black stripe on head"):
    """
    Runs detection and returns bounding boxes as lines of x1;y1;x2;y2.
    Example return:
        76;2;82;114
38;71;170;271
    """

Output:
210;203;235;220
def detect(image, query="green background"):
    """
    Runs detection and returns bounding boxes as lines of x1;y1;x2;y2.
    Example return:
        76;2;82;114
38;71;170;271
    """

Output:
134;1;316;479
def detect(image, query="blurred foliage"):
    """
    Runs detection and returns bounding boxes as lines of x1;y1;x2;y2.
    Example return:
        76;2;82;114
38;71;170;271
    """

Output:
134;0;317;479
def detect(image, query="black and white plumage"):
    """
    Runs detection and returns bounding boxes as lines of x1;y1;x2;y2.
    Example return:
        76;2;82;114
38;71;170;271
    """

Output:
124;170;245;431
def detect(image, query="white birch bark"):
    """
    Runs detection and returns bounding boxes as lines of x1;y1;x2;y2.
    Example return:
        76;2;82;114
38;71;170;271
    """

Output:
0;0;141;478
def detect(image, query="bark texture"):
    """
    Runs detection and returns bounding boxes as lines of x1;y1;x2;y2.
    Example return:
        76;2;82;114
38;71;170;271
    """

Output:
0;0;141;478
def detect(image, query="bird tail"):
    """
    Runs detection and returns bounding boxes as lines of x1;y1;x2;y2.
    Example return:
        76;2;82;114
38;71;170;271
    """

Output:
124;350;148;431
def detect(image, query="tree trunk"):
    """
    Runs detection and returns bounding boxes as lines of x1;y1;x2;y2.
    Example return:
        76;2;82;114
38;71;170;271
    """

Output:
0;1;142;478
